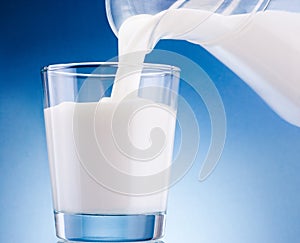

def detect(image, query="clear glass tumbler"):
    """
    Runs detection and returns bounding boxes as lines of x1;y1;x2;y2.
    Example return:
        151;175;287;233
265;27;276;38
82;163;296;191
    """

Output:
41;62;180;242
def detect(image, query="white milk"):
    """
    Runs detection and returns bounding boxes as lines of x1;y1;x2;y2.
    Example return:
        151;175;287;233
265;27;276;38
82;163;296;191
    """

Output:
44;99;176;214
115;9;300;126
45;6;300;214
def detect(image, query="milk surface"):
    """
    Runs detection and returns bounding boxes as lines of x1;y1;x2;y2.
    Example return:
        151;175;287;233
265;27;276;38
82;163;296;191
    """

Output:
116;9;300;126
44;99;176;214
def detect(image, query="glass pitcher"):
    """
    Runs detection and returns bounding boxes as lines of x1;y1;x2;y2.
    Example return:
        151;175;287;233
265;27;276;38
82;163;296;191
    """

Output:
105;0;300;127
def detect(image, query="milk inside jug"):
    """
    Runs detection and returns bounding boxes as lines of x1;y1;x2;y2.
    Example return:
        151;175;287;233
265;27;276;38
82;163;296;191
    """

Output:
106;0;300;126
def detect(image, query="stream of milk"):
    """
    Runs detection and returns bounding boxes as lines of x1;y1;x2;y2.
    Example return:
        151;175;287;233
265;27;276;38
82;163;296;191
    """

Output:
114;9;300;126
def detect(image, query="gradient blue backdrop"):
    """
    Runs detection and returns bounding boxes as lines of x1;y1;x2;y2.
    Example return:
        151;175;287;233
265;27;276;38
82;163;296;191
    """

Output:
0;1;299;242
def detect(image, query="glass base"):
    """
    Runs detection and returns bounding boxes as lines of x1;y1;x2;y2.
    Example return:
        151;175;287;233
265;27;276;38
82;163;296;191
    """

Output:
54;211;166;242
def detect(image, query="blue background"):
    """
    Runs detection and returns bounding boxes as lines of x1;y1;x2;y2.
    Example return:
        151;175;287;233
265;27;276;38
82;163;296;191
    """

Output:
0;0;299;242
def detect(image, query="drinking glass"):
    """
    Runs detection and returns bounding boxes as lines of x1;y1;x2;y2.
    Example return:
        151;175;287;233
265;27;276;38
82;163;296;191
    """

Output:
41;62;180;241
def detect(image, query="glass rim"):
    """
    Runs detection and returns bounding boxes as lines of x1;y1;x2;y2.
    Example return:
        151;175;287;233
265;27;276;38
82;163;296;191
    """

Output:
41;62;180;78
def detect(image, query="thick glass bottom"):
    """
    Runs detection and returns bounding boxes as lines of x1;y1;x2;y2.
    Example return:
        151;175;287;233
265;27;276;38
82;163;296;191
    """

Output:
54;211;166;242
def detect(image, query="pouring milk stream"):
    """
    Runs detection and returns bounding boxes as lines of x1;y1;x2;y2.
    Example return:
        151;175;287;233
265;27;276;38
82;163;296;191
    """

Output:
112;0;300;126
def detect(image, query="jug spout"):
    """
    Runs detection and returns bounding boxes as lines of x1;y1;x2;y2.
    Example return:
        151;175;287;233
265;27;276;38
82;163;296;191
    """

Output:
106;0;178;36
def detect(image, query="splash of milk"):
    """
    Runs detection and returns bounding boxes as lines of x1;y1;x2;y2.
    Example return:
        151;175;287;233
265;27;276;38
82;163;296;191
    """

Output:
113;8;300;126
